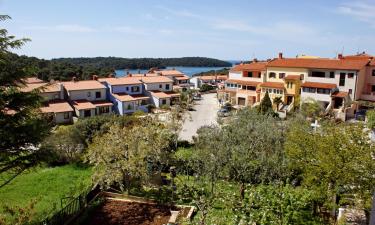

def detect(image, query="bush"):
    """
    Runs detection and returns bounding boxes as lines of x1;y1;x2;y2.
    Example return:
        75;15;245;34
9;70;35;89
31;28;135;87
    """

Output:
200;84;215;92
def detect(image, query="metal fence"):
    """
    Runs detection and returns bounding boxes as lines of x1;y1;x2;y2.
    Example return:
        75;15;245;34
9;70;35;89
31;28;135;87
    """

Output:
40;187;100;225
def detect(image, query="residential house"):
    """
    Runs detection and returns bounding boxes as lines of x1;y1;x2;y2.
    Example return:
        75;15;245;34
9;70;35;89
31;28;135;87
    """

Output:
19;79;74;124
140;76;180;107
221;61;266;107
190;75;228;89
98;76;150;115
155;69;192;90
63;79;113;118
267;53;369;117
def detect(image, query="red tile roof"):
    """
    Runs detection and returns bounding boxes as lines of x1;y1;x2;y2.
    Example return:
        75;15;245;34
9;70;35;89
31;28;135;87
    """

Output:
231;62;267;72
226;79;260;86
260;82;284;89
267;58;369;70
128;73;158;77
175;75;190;80
332;91;348;98
140;76;173;84
19;82;61;93
284;75;301;80
63;80;106;91
40;100;74;113
113;93;149;102
98;77;142;86
150;91;170;99
72;100;96;110
24;77;44;84
199;75;228;81
301;82;337;89
155;70;185;77
91;101;113;107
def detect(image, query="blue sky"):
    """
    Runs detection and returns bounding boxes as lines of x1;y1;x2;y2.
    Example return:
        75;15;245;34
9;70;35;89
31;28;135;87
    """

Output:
1;0;374;60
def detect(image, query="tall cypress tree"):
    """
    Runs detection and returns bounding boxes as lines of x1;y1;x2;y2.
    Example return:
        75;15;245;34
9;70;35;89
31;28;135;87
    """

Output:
259;91;273;114
0;15;50;184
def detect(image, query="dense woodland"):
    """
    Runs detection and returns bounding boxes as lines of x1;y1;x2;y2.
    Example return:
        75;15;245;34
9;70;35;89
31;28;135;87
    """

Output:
9;54;232;82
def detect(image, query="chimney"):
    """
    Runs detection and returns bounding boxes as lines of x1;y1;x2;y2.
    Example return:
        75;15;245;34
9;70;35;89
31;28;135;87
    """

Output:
278;52;283;59
108;74;114;78
72;76;77;82
144;74;146;77
128;74;132;77
253;58;258;63
125;69;129;75
59;83;64;100
92;75;98;80
338;53;343;59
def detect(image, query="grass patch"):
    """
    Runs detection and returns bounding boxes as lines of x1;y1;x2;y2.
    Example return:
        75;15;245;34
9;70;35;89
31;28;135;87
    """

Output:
0;164;92;223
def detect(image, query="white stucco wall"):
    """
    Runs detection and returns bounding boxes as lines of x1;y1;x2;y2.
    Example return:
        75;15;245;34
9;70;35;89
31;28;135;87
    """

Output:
111;84;143;95
301;92;332;103
228;71;242;79
54;111;73;124
266;67;308;82
67;89;106;101
144;83;173;92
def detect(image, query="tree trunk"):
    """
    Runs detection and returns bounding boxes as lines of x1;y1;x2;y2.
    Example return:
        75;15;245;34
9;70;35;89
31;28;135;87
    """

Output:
240;182;245;201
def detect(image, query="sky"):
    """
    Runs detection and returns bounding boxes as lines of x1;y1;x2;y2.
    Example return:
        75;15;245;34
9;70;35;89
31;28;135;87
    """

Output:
1;0;375;60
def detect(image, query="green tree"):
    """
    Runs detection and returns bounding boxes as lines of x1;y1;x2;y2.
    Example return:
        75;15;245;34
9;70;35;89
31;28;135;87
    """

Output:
259;91;273;114
300;98;324;119
366;110;375;130
0;15;50;183
85;118;173;191
285;121;375;220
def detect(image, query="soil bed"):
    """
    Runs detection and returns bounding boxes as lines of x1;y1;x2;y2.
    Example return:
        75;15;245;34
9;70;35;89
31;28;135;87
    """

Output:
85;199;174;225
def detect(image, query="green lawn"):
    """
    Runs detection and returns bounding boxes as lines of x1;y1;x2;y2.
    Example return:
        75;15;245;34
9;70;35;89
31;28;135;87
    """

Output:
0;164;92;223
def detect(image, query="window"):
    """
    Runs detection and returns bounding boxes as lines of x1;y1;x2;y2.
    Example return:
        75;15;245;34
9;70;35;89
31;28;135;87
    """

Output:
348;73;354;78
279;73;285;79
95;91;101;99
372;85;375;92
311;71;326;78
300;74;304;80
246;86;256;91
54;94;60;99
126;87;129;91
287;82;293;88
99;106;109;114
339;73;346;86
247;71;253;77
159;84;162;89
317;88;330;94
161;99;167;105
373;70;375;76
131;86;140;92
269;72;276;78
63;112;69;119
87;92;91;97
330;71;335;78
302;87;316;93
84;110;91;117
348;89;352;95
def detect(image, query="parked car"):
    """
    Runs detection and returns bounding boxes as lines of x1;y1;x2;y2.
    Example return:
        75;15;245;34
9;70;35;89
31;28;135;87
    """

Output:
217;108;230;117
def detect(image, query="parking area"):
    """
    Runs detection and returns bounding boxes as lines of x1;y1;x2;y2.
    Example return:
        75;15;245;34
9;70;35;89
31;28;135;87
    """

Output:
179;93;219;141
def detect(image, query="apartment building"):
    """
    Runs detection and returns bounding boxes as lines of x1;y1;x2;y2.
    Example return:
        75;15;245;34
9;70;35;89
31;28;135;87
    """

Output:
154;69;192;90
190;75;228;89
224;52;373;120
98;76;150;115
63;80;113;118
19;79;74;124
140;76;180;107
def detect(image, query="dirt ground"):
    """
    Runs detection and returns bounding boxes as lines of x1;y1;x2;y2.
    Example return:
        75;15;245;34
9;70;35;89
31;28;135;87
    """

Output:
85;200;173;225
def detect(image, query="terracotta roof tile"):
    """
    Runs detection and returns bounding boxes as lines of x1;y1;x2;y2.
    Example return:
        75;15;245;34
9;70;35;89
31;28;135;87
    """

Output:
284;75;301;80
231;62;267;72
140;76;173;84
226;79;260;86
199;75;228;81
301;82;337;89
332;91;348;98
155;70;185;77
98;77;142;86
260;82;284;89
40;100;74;113
91;101;113;107
19;82;61;93
24;77;44;84
128;73;158;77
150;91;170;99
63;80;106;91
175;75;190;80
72;100;96;110
267;58;369;70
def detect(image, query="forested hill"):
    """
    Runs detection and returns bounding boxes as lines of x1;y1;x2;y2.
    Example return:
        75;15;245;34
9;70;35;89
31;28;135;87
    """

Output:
51;57;232;69
11;54;231;82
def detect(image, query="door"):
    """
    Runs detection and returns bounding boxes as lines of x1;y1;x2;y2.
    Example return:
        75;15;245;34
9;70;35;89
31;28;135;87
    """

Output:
238;97;246;106
286;96;293;105
339;73;346;86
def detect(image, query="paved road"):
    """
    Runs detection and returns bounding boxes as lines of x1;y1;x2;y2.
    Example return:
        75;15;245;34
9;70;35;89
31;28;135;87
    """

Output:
179;93;219;141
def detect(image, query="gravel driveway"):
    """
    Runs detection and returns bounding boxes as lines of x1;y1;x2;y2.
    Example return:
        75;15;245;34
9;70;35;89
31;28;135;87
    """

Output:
179;93;219;141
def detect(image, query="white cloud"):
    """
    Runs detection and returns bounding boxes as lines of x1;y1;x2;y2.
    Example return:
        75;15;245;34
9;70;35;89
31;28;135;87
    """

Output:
24;24;96;33
337;1;375;27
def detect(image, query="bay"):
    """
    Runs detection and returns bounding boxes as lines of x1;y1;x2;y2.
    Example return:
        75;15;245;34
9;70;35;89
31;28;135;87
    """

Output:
115;66;230;77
